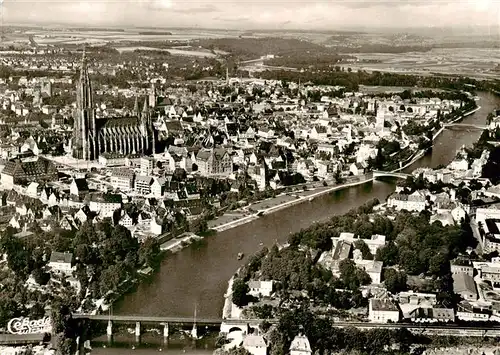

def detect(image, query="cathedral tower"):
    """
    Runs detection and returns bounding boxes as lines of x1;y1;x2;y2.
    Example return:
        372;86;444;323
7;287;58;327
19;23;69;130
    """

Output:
72;50;97;160
141;96;150;152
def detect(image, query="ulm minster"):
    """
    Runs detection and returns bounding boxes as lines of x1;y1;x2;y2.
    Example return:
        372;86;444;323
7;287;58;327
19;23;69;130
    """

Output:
72;51;156;161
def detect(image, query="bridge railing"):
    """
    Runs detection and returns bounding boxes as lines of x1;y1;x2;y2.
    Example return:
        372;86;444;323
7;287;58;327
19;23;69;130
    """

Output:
72;314;275;325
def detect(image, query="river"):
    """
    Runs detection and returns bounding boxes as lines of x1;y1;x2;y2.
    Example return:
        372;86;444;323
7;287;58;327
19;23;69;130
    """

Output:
93;91;500;354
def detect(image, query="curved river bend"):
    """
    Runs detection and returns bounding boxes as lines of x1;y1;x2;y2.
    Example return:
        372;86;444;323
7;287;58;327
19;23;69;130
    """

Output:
114;92;500;319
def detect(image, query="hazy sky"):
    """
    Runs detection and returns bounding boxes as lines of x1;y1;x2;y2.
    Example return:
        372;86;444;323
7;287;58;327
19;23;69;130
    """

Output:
1;0;500;30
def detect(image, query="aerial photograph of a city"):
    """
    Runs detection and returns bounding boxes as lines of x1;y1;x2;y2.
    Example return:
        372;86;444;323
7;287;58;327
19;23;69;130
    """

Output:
0;0;499;354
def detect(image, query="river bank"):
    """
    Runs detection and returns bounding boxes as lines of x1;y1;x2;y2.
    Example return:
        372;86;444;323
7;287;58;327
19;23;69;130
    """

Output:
160;232;204;253
210;175;373;233
392;105;482;174
431;106;481;141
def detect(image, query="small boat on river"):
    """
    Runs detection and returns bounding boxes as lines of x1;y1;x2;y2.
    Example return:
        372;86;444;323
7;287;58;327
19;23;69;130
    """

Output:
237;252;244;260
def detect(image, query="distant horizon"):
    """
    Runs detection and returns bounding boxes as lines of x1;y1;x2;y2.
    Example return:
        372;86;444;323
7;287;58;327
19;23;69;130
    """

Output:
3;22;500;38
1;0;499;34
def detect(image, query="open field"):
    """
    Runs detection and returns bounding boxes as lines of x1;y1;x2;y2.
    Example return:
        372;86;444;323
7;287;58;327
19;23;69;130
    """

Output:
346;48;500;79
0;28;239;47
115;46;218;57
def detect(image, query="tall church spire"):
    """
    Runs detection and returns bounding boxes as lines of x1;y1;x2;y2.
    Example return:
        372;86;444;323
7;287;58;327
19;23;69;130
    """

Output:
78;46;92;110
133;96;139;115
73;45;96;161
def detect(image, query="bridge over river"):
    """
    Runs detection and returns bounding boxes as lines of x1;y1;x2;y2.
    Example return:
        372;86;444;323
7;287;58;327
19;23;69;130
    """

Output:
73;312;500;344
73;313;271;344
372;170;411;180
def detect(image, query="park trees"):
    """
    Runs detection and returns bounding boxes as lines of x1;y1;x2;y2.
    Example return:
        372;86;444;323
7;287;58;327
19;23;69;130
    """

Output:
383;269;408;294
376;241;399;266
339;259;371;290
232;278;250;307
138;237;161;269
51;301;77;355
0;293;21;328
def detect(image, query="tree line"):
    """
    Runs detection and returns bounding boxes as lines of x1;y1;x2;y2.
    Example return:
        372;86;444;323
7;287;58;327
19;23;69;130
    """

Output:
257;69;498;93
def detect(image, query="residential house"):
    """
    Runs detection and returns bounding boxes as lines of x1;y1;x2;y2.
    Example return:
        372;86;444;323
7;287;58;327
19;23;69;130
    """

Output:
60;216;76;231
436;169;453;184
26;182;41;197
74;207;91;225
356;144;377;164
48;191;61;207
9;215;20;229
453;272;477;301
449;158;469;171
316;143;336;156
482;219;500;254
476;206;500;230
248;280;274;298
387;193;426;212
135;175;154;195
13;230;35;240
140;157;155;176
248;163;267;191
316;161;331;179
196;148;232;176
349;162;365;176
48;251;75;274
336;232;387;256
163;120;184;137
289;334;312;355
98;153;127;167
257;128;274;139
88;193;122;218
451;206;467;223
20;137;39;155
310;126;328;140
150;217;164;235
119;212;135;228
368;298;400;323
110;169;135;192
1;157;58;186
151;177;166;198
70;178;89;196
243;335;267;355
353;250;383;284
450;259;474;276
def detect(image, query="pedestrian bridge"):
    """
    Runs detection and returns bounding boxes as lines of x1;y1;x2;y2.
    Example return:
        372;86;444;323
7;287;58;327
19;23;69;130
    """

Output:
443;123;488;130
372;170;410;180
